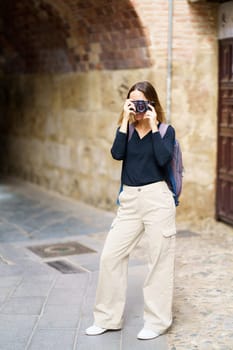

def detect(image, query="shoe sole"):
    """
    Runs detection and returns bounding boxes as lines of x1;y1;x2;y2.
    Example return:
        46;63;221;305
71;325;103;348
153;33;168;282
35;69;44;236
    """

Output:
86;328;122;336
137;333;160;340
86;330;107;336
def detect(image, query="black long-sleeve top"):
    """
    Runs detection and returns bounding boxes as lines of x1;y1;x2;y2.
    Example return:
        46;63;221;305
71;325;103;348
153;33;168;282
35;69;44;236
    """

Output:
111;125;175;186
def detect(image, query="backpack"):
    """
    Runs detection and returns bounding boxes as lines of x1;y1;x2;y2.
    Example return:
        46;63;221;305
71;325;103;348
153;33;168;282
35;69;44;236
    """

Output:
159;123;183;206
127;123;184;206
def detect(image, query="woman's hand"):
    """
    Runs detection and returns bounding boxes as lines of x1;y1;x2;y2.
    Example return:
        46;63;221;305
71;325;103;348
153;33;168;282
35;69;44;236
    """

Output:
144;104;158;132
119;99;136;133
123;99;136;120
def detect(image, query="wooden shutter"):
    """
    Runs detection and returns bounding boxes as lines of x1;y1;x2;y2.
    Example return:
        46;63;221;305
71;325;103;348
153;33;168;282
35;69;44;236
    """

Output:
217;38;233;225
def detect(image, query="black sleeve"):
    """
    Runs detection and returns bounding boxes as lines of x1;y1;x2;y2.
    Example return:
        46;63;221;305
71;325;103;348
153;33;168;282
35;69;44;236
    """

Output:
110;128;128;160
152;126;175;166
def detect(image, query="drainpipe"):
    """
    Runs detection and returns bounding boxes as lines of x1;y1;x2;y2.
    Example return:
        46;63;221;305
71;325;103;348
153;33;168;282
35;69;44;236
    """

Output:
166;0;173;123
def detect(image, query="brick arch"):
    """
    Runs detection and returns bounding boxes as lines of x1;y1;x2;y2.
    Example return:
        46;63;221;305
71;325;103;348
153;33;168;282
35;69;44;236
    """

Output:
0;0;151;74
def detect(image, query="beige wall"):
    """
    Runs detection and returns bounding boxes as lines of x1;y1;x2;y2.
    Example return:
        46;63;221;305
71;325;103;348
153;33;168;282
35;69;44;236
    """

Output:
0;68;166;207
0;0;219;222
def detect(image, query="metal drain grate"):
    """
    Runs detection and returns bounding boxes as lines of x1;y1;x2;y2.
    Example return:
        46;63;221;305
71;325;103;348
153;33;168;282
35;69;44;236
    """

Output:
46;260;85;274
27;241;96;258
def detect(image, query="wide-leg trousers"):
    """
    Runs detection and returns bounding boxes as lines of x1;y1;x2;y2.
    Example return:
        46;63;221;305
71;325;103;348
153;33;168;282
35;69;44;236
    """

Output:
93;181;176;334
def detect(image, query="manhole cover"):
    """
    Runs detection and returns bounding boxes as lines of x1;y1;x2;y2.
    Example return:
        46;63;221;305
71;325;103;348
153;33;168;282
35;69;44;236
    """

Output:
27;241;96;258
46;260;85;274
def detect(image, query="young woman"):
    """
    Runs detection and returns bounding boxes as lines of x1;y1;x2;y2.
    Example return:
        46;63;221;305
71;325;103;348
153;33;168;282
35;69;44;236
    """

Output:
86;81;176;340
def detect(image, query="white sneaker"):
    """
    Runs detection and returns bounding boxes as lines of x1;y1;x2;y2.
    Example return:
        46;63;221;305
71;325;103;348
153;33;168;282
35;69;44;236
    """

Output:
85;325;107;336
137;328;160;340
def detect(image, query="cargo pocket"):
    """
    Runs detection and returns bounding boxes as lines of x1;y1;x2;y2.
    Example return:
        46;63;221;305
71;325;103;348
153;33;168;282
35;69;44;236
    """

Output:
162;227;176;237
161;189;176;209
161;214;176;237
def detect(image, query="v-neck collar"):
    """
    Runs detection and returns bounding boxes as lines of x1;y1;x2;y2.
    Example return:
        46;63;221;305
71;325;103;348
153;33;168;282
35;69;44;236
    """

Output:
134;128;152;140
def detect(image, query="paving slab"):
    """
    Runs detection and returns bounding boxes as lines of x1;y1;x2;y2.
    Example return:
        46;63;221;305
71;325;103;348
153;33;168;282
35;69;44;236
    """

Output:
0;328;32;350
12;280;55;297
28;329;76;350
1;296;46;315
37;304;81;329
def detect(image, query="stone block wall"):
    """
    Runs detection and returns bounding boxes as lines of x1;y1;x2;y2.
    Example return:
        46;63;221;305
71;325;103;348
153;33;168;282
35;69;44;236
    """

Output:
0;69;166;210
0;0;219;221
172;1;218;219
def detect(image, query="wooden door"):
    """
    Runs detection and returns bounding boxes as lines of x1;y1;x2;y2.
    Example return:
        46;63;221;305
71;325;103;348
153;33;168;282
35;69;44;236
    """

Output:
217;38;233;225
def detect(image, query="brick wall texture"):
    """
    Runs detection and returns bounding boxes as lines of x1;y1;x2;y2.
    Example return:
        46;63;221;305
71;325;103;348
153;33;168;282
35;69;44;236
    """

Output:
0;0;151;73
0;0;220;221
0;0;218;73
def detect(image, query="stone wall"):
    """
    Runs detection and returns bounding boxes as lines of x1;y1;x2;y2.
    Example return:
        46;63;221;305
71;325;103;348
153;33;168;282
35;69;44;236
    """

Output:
172;1;218;220
0;68;167;209
0;0;219;222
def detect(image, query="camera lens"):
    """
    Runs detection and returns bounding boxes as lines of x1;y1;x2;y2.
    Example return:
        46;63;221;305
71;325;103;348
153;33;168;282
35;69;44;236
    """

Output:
137;101;146;113
133;100;148;113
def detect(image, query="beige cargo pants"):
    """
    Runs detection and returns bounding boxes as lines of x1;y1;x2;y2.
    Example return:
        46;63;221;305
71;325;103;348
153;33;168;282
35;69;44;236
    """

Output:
93;181;176;334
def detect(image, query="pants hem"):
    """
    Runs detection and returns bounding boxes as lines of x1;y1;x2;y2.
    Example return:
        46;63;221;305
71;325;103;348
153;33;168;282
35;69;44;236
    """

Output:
95;321;123;330
144;321;172;334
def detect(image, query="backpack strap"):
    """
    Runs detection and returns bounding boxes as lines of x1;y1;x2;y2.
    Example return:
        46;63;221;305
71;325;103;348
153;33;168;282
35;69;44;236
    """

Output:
159;123;169;138
128;123;135;141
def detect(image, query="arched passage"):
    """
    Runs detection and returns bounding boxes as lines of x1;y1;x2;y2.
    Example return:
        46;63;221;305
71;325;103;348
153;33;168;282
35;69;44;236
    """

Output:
0;0;151;73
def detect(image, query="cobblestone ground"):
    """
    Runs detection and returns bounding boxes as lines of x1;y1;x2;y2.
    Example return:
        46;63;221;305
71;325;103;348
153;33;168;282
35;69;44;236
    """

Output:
168;219;233;350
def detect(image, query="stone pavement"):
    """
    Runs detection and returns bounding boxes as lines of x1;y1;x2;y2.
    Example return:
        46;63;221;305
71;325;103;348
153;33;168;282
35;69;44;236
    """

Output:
0;177;233;350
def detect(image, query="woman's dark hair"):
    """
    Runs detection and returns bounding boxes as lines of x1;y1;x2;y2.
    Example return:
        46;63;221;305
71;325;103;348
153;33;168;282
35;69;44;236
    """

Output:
127;81;165;123
118;81;165;125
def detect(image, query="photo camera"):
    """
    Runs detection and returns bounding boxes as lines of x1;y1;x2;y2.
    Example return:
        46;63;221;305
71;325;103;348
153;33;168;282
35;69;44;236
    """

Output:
131;100;155;114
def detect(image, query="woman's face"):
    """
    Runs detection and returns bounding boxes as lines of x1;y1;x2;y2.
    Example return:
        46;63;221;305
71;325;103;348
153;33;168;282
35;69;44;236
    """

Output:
129;89;147;120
